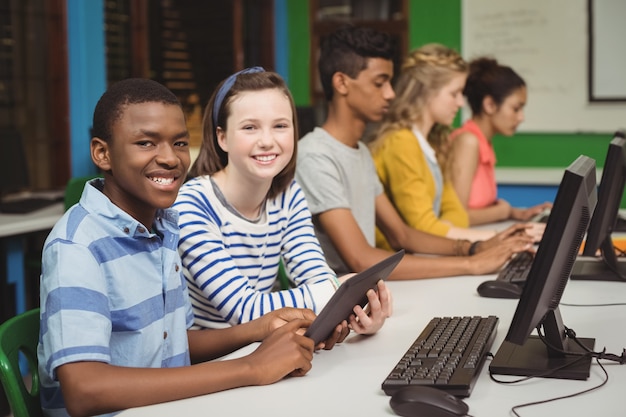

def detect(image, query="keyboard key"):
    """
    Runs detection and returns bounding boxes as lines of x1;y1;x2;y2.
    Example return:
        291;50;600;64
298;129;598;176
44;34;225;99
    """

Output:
497;251;534;284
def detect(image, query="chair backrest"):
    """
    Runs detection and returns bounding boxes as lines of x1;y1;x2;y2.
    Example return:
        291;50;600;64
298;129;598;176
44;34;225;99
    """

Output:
0;308;42;417
64;175;100;211
278;258;291;290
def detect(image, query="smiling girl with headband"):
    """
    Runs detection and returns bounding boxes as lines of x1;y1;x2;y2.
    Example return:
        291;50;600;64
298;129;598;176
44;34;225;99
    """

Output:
174;68;391;341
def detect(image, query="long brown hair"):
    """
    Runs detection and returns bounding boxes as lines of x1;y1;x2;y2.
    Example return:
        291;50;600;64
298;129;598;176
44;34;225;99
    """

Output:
189;70;298;199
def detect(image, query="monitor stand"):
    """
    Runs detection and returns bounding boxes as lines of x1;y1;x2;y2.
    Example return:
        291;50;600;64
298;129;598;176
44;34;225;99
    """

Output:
571;236;626;281
489;308;594;380
489;336;595;380
571;257;626;281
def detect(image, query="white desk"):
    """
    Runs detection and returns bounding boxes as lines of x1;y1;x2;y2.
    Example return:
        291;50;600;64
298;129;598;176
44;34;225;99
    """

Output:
118;276;626;417
0;203;63;238
1;203;63;315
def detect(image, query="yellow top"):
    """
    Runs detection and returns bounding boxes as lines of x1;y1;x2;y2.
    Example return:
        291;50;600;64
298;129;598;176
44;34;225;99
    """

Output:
372;128;469;249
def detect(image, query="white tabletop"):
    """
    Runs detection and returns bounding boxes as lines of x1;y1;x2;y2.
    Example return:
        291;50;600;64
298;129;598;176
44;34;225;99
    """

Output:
118;275;626;417
0;202;63;238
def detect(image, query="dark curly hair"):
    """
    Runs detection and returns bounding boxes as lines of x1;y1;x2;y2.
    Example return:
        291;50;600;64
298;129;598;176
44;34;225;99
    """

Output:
92;78;181;142
318;25;395;101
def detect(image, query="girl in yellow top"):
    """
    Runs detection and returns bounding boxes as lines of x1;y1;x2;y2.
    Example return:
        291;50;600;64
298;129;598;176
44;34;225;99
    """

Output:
370;44;486;246
370;44;503;248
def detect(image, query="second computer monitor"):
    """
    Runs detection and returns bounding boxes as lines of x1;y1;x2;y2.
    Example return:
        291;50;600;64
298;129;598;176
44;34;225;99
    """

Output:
571;131;626;281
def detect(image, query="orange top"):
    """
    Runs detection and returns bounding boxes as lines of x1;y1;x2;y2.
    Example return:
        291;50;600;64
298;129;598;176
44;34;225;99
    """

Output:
450;120;497;209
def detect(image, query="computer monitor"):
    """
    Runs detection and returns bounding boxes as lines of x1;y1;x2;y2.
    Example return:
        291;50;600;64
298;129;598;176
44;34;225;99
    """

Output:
571;131;626;281
489;155;597;380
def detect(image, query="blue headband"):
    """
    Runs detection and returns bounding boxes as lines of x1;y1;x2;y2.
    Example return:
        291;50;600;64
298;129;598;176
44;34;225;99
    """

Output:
212;66;265;127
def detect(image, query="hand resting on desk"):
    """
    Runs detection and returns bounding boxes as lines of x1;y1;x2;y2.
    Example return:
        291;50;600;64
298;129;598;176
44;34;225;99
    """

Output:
511;201;553;222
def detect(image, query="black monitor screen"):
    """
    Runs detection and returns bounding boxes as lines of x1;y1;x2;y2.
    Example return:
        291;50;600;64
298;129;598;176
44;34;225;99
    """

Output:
571;132;626;281
490;155;597;380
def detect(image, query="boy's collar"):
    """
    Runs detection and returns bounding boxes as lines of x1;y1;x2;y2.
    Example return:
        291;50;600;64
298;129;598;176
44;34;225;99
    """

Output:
81;178;179;235
322;118;365;149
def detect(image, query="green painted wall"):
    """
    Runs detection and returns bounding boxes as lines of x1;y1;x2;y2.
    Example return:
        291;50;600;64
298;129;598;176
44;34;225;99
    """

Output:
286;0;311;106
408;0;461;53
286;0;616;169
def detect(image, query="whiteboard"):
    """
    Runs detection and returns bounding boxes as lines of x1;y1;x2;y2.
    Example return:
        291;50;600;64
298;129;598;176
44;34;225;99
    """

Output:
590;0;626;100
461;0;626;133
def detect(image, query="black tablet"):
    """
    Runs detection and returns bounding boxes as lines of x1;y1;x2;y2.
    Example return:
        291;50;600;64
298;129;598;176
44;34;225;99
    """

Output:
304;250;404;344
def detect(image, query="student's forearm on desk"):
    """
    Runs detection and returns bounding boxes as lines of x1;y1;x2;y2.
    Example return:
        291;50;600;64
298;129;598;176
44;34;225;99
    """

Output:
387;255;475;280
59;319;314;417
57;360;259;417
59;358;280;416
468;201;511;225
187;323;263;362
446;226;496;242
397;227;468;256
188;308;317;363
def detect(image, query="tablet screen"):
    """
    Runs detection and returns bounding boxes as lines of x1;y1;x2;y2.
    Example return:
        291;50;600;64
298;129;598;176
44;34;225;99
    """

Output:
304;250;404;344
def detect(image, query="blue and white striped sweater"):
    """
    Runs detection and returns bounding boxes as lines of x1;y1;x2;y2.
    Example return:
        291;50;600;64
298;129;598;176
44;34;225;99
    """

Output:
175;177;338;329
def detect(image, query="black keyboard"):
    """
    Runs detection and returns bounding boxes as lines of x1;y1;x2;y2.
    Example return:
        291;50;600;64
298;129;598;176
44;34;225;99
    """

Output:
496;250;534;284
0;197;60;214
381;315;498;397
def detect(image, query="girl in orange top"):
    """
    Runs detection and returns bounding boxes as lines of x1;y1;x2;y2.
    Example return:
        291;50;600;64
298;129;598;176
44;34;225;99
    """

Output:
449;58;551;226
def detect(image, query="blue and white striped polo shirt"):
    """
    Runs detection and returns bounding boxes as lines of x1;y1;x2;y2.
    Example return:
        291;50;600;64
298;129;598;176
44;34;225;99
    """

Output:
38;179;194;417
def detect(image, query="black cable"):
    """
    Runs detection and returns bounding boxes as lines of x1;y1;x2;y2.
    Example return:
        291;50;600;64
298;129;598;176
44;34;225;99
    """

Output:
487;352;607;417
562;326;626;364
488;324;622;417
535;326;626;364
509;357;608;417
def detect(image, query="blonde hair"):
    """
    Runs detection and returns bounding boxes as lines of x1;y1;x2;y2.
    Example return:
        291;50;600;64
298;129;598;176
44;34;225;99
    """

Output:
370;44;467;176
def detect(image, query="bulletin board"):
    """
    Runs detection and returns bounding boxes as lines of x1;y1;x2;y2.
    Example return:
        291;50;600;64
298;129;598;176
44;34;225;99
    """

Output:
461;0;626;133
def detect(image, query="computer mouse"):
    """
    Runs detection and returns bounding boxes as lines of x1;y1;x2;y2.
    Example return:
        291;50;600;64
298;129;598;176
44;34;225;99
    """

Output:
476;279;522;299
389;386;469;417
